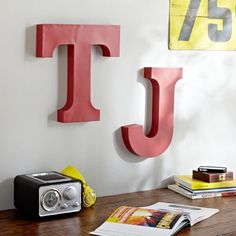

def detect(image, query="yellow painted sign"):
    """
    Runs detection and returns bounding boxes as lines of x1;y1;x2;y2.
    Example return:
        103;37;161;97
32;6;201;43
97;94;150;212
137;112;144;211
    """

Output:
169;0;236;50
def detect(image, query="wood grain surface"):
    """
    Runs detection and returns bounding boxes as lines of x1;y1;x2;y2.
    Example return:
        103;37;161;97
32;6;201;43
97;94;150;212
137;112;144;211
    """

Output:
0;189;236;236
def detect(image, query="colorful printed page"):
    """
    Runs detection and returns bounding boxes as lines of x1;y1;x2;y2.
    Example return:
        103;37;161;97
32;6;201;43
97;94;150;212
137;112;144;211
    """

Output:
90;202;219;236
90;207;187;236
147;202;219;226
106;206;183;229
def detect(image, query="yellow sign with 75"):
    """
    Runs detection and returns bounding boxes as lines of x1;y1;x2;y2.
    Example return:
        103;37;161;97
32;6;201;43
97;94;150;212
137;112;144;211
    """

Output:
169;0;236;50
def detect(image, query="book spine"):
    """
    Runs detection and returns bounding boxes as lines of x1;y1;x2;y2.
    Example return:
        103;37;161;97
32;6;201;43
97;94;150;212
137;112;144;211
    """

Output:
221;192;236;197
169;184;236;199
175;175;236;190
193;191;236;199
192;192;222;199
169;185;222;199
178;183;236;194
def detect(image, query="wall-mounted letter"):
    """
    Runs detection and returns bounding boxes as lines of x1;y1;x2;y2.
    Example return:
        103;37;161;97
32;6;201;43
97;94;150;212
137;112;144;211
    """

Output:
36;24;120;123
121;68;183;157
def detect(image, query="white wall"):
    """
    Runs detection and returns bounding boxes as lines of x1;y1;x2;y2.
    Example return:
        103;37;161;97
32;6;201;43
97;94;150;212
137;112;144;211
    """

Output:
1;0;236;210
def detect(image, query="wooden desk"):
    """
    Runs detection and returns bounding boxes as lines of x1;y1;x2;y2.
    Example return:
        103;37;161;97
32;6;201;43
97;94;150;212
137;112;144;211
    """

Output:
0;189;236;236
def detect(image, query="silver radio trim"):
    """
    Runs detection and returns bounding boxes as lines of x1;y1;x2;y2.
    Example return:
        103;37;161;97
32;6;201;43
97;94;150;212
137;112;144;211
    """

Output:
41;188;61;212
38;182;82;217
26;172;72;183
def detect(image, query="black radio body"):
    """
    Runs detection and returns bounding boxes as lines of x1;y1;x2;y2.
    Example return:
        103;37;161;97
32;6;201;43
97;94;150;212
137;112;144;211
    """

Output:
14;171;82;217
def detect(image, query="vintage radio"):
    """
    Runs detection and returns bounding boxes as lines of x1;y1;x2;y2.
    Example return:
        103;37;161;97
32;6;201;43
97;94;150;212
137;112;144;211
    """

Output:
14;171;82;217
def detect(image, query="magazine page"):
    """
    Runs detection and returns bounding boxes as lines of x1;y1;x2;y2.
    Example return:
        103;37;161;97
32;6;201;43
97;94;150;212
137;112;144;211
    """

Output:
90;205;189;236
146;202;219;226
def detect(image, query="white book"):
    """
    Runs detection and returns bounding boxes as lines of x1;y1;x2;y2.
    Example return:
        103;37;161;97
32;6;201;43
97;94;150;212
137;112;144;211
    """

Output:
168;184;221;199
90;202;219;236
177;183;236;194
168;184;236;199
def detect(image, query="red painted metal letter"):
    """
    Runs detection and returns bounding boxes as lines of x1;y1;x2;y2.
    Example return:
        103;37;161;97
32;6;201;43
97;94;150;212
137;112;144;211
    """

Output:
121;68;183;157
36;24;120;122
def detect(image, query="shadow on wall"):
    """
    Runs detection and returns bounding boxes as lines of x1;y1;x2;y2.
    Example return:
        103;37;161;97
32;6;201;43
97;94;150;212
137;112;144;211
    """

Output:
113;69;153;163
161;176;175;188
48;45;68;124
137;68;153;135
25;25;36;61
113;128;145;163
0;178;14;210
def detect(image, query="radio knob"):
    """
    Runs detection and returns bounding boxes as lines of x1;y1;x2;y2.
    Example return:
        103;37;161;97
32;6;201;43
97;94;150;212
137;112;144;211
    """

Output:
72;202;80;208
61;203;69;209
63;186;77;200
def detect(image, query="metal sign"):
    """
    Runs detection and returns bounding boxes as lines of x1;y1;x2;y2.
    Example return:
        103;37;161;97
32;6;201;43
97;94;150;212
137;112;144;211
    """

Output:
169;0;236;50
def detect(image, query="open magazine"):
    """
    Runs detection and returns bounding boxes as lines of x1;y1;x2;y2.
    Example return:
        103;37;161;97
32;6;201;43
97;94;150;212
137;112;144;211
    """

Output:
90;202;219;236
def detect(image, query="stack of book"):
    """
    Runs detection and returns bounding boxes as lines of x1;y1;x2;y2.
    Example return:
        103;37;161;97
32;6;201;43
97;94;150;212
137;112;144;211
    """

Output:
168;169;236;199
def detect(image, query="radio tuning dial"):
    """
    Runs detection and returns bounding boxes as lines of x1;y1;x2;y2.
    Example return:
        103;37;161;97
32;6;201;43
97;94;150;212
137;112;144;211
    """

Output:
41;189;61;212
63;186;77;200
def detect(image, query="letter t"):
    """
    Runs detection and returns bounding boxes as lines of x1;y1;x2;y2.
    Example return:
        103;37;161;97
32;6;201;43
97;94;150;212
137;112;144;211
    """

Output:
36;24;120;123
